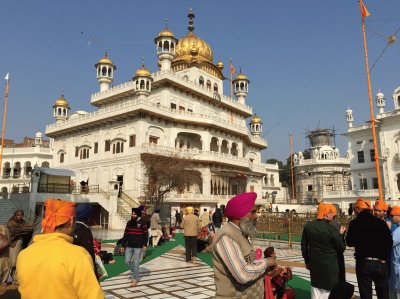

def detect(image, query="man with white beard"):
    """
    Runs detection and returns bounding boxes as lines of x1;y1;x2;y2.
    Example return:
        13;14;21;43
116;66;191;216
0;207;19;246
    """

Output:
212;192;276;298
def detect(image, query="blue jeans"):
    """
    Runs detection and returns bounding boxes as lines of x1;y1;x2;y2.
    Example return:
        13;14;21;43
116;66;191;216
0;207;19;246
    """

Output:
124;247;143;281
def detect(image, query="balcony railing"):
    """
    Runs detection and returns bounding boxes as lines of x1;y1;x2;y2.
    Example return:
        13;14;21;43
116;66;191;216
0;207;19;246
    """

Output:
38;183;99;194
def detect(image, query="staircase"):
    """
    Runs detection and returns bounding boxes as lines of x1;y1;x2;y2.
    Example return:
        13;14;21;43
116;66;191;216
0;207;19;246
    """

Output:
0;199;18;225
117;191;140;222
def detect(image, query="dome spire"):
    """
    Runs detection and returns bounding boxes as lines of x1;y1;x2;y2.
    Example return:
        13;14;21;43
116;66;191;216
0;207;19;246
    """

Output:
188;7;195;33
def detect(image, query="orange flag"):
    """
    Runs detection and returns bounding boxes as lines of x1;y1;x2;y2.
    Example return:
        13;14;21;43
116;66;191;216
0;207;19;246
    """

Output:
360;1;371;20
230;61;236;74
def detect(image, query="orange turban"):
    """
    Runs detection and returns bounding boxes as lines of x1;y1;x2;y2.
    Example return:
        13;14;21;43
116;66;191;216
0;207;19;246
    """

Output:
327;204;337;216
42;199;75;233
317;203;327;219
374;200;388;211
354;198;371;210
391;206;400;216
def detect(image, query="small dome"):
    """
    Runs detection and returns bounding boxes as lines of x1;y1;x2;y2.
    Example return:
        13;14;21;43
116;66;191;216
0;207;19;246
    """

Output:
158;27;175;38
235;73;248;81
217;60;224;70
376;91;384;99
346;107;353;114
250;114;262;124
35;132;42;138
98;56;113;65
53;94;69;108
134;63;151;77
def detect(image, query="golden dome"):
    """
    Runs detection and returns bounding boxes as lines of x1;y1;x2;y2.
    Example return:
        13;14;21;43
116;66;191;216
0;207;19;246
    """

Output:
134;63;151;77
250;114;262;124
174;32;213;63
235;73;248;81
98;56;113;65
53;94;69;108
159;27;175;38
217;60;224;70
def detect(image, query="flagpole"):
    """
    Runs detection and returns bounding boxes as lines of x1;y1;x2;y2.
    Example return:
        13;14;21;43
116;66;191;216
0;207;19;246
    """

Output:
230;58;233;99
359;0;384;201
289;133;295;201
0;74;10;177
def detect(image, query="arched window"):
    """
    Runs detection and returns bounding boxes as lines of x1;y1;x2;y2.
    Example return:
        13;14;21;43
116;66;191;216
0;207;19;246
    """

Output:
116;142;121;154
163;40;169;51
270;174;275;186
24;161;32;177
108;68;111;77
60;153;64;163
199;76;204;86
102;67;107;76
214;83;218;92
58;108;62;115
63;109;66;116
112;140;125;154
397;174;400;192
41;161;50;168
13;162;21;178
146;81;150;90
206;80;211;90
140;80;145;89
240;82;245;91
79;148;89;160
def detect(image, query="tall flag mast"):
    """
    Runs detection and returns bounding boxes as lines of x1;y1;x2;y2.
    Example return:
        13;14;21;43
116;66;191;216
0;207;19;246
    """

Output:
289;133;295;201
359;1;384;201
0;73;10;177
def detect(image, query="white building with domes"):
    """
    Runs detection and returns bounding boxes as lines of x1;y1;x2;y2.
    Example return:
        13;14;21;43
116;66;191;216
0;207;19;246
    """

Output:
341;87;400;204
44;9;284;228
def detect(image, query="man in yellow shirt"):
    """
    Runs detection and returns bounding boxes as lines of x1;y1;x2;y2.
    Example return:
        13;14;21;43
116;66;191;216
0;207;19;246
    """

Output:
17;199;104;299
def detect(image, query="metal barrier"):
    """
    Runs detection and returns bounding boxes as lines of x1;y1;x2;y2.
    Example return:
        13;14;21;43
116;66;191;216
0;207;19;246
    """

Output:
256;212;354;248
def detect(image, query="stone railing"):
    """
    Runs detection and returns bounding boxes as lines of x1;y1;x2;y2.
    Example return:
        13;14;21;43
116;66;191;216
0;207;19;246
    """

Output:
295;157;350;166
141;142;267;172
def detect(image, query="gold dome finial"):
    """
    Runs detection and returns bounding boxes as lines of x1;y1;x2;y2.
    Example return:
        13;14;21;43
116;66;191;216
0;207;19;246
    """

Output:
97;49;114;66
217;58;224;70
134;58;151;78
53;92;69;108
188;7;195;33
250;113;262;124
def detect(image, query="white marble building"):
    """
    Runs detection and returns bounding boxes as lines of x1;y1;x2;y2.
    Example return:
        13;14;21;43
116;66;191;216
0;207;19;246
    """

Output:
293;129;351;204
341;88;400;204
0;132;52;198
44;9;283;228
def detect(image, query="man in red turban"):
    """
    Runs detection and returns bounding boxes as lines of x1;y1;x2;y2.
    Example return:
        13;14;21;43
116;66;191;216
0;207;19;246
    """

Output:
17;199;104;299
212;192;276;298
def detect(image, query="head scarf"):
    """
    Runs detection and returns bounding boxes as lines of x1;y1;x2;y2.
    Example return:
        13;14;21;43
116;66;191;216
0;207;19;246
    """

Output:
264;246;275;258
42;199;75;233
327;204;337;216
390;206;400;216
317;203;327;219
132;208;142;217
354;197;371;210
185;206;194;214
224;192;257;220
374;200;388;211
75;204;92;222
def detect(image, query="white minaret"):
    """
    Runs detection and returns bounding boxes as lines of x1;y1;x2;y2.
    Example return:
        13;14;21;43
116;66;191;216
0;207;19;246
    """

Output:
375;90;385;114
95;51;116;92
232;70;250;105
155;21;178;72
132;61;153;99
35;131;43;147
346;107;353;128
249;114;262;136
53;94;70;123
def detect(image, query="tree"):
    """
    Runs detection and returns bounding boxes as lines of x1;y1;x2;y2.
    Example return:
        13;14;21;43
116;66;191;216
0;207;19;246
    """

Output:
140;153;200;205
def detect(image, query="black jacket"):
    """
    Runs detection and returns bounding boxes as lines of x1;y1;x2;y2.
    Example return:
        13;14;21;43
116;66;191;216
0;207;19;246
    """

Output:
121;218;149;249
346;210;393;260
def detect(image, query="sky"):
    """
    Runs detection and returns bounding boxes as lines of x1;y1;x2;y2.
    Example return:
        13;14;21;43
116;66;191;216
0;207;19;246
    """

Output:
1;0;400;162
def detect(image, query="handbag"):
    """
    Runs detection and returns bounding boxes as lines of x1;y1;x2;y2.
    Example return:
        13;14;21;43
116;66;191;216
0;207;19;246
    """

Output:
0;233;9;253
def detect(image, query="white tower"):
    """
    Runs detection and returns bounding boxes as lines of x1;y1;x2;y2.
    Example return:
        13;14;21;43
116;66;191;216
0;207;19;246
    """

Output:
53;94;70;123
132;62;153;99
35;131;43;147
155;21;178;72
375;91;385;114
249;114;262;136
346;107;353;128
232;71;250;105
95;51;116;92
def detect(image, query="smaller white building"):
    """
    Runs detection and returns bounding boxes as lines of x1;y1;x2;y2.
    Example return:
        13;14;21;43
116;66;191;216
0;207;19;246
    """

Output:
0;132;52;198
293;129;351;204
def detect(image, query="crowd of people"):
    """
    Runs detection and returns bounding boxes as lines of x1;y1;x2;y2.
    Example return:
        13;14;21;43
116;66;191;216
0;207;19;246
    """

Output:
302;198;400;299
0;193;399;299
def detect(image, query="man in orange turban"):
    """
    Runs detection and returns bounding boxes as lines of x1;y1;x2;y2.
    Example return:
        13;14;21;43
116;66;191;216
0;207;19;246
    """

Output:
17;199;103;299
346;197;393;299
373;199;388;221
302;202;346;298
